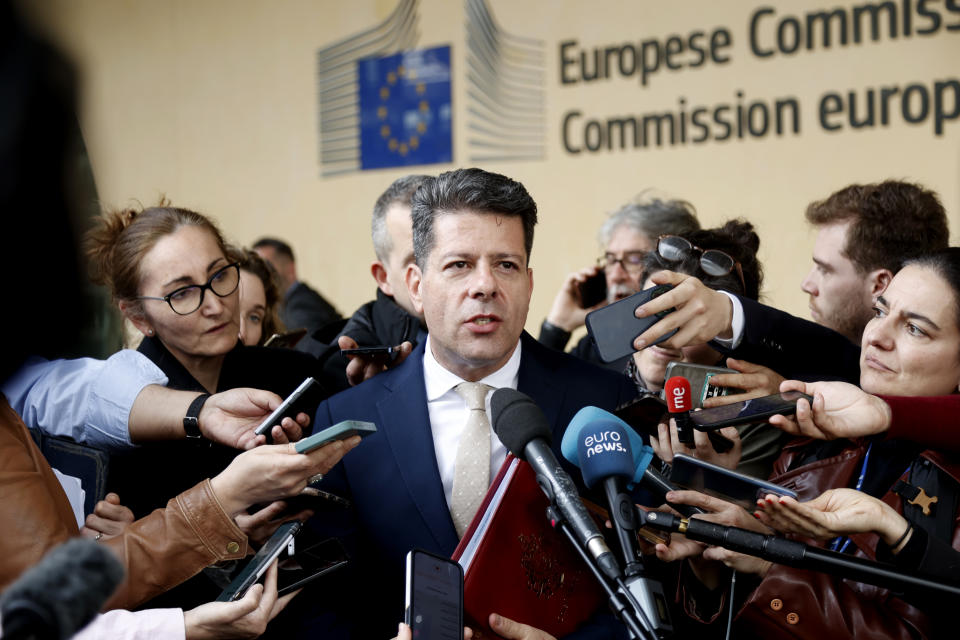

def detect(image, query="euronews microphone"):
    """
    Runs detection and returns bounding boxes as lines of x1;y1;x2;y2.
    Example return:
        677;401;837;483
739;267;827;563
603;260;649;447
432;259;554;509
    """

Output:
0;538;125;640
490;388;620;582
568;413;673;638
561;406;704;518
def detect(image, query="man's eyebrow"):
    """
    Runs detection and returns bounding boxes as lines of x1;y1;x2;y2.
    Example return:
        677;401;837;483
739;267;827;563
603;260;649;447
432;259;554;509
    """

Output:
812;257;832;271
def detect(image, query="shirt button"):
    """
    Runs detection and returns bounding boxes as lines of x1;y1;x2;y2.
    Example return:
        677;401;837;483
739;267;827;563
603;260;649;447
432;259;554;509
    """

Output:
770;598;783;611
786;612;800;625
226;541;240;554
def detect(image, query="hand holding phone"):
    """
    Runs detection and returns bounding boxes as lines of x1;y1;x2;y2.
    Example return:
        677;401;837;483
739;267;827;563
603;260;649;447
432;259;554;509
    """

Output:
669;453;797;510
689;391;814;431
254;377;323;439
295;420;377;454
576;270;607;309
405;549;463;640
339;345;400;361
585;284;676;363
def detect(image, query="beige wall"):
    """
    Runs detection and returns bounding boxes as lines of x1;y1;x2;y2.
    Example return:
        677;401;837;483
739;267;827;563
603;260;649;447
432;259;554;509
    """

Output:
25;0;960;337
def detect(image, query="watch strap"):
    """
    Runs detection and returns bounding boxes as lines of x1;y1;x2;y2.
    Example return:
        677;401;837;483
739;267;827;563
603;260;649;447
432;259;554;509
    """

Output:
183;393;211;439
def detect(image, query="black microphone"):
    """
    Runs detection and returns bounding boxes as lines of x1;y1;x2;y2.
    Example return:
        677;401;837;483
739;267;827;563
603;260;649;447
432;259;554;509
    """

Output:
0;538;125;640
490;388;621;582
639;510;960;599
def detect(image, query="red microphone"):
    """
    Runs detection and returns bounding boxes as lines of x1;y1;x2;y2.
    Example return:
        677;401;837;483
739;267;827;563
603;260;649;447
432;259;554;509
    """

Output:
664;376;695;445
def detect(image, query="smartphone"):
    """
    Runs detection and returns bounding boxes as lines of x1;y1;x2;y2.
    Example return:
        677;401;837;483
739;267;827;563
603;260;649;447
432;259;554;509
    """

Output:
254;377;323;438
276;536;349;596
663;362;737;409
669;453;797;510
585;284;677;363
264;328;308;349
339;345;400;362
614;393;667;437
405;549;463;640
217;521;302;602
688;391;814;430
295;420;377;453
577;271;607;308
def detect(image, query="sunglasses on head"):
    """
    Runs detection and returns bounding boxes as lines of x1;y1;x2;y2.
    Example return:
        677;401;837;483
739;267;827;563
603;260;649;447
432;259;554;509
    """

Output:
657;235;746;291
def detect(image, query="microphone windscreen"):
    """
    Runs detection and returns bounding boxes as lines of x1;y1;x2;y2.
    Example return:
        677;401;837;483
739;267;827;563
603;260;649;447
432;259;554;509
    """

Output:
561;406;655;486
576;419;635;489
490;387;552;459
664;376;692;413
0;538;125;640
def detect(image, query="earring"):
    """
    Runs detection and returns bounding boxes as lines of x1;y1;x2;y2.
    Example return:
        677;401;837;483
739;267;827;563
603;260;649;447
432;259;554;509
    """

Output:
146;329;154;336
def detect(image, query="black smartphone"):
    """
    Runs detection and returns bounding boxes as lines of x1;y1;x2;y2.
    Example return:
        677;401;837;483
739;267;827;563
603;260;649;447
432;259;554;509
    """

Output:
688;391;814;430
276;536;349;596
585;284;677;363
663;362;737;409
577;271;607;308
405;549;463;640
254;377;322;438
614;393;668;437
339;345;400;362
669;453;797;510
217;521;302;602
264;328;308;349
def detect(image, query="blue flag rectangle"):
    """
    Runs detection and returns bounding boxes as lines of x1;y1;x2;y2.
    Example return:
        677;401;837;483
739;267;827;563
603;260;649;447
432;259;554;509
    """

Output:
358;46;452;170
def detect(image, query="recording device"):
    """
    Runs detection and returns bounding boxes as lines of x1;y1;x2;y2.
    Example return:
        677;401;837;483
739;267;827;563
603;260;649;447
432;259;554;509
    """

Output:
339;345;401;361
218;521;302;602
276;536;349;597
688;390;813;430
404;549;463;640
561;406;704;518
638;509;960;600
664;376;733;453
669;453;797;510
585;284;677;363
490;388;621;581
254;377;323;438
263;327;308;349
572;416;673;636
613;394;668;438
0;539;124;640
295;420;377;454
577;270;607;308
663;362;736;408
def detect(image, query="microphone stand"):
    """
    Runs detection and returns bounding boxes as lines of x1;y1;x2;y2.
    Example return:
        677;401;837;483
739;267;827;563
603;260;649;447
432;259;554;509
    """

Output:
641;511;960;599
545;506;659;640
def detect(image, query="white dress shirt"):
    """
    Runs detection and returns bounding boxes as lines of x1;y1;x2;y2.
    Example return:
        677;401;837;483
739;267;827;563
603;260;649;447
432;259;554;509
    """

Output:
422;335;522;510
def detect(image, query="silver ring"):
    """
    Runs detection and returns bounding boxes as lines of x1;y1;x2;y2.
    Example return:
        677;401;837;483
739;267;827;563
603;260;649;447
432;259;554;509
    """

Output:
309;473;324;484
94;532;103;541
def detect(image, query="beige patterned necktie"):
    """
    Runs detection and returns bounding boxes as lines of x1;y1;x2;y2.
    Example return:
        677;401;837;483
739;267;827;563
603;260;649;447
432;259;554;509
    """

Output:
450;382;494;538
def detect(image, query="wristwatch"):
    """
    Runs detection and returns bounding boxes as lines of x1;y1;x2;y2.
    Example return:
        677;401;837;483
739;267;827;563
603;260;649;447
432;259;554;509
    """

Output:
183;393;211;439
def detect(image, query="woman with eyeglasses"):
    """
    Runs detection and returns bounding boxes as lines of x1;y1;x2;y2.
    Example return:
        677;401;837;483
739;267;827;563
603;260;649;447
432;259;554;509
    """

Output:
628;220;788;478
85;204;333;607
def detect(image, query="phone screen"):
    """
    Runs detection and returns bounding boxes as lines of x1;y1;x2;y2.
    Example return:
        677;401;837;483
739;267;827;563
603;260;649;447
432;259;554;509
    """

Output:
689;391;812;428
405;550;463;640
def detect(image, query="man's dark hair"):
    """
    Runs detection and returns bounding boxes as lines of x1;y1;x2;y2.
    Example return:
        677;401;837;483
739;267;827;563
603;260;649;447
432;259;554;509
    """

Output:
805;180;948;274
411;168;538;268
251;237;295;262
371;174;430;262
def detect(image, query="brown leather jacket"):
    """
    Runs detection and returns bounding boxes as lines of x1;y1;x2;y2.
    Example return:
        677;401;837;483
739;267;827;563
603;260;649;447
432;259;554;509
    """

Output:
681;437;959;639
0;397;249;610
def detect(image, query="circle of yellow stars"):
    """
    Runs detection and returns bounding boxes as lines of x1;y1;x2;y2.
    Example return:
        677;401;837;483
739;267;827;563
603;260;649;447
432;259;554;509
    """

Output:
377;64;429;157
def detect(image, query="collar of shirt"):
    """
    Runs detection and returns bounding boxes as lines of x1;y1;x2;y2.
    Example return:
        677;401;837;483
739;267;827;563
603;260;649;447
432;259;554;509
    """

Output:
421;335;522;511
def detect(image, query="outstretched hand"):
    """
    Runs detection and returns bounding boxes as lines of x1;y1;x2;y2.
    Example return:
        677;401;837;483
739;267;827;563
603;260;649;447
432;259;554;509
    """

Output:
339;335;414;387
200;388;310;450
769;380;892;440
633;271;734;351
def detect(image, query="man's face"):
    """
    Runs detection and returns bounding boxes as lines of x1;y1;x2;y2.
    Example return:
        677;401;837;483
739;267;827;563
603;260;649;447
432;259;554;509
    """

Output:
253;245;295;290
381;203;418;316
800;221;874;342
604;225;654;302
407;211;533;382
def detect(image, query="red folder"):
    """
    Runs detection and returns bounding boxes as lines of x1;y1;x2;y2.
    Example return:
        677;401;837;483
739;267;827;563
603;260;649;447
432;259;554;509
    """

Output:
452;456;604;638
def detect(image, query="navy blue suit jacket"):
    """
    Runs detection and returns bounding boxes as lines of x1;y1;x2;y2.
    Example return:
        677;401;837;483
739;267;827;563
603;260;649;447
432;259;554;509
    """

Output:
308;331;637;638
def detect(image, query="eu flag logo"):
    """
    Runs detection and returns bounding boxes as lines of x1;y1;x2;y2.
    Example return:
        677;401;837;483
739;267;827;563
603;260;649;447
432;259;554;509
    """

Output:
358;46;452;170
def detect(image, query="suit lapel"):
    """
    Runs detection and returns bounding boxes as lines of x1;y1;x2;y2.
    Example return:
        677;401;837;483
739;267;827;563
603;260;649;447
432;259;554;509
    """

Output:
376;346;460;551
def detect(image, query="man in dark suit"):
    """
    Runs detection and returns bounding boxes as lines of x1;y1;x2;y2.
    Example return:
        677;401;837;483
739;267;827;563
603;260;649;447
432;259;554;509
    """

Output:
306;169;637;639
252;237;342;347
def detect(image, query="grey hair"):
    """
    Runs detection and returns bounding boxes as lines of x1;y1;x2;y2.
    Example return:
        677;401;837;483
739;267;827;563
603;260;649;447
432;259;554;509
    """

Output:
598;193;700;248
371;174;431;262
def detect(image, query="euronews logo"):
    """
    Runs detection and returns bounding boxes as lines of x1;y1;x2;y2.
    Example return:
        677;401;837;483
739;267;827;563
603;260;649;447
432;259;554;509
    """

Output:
582;430;627;458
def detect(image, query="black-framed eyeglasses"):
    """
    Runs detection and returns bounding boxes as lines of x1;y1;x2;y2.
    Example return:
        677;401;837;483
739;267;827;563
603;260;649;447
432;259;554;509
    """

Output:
598;250;647;275
657;235;746;290
137;262;241;315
